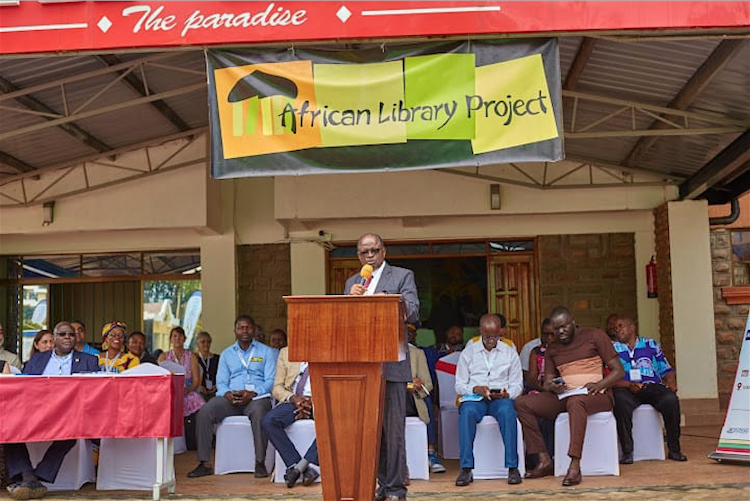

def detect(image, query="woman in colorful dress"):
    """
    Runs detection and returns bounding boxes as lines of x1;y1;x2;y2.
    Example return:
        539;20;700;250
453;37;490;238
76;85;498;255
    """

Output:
98;321;140;373
158;326;205;417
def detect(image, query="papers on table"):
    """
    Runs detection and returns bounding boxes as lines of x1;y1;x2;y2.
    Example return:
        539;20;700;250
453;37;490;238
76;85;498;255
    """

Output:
557;387;589;400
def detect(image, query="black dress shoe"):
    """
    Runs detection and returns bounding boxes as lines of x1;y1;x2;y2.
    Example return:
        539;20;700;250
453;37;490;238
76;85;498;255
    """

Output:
562;466;581;486
455;467;473;487
525;461;553;479
668;451;687;461
375;491;386;501
254;461;269;478
619;452;634;464
507;467;522;485
302;468;319;486
187;463;213;478
284;467;301;488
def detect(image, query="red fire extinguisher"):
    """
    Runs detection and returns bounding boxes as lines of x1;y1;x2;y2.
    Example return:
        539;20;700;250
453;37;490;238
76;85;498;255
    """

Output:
646;255;658;298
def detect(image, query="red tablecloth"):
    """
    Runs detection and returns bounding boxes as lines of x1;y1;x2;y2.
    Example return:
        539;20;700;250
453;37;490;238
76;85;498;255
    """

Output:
0;374;184;443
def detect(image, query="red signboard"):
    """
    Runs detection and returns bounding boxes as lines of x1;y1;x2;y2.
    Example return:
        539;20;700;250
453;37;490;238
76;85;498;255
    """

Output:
0;1;748;55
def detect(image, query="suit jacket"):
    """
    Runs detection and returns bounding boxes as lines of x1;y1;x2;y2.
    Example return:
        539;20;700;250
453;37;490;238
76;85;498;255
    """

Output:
272;347;302;402
408;344;433;424
23;350;99;375
344;262;420;382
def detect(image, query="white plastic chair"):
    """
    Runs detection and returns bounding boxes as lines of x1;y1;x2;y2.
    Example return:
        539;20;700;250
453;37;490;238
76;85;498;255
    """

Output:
214;416;275;475
473;416;525;479
554;411;619;477
272;419;321;484
405;417;429;480
26;439;95;491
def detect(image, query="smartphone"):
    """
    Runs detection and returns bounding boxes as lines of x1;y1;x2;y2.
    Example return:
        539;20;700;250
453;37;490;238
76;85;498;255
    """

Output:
551;376;565;385
490;388;504;394
232;390;243;397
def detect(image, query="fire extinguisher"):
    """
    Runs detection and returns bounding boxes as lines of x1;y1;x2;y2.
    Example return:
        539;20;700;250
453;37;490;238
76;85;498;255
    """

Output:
646;256;658;298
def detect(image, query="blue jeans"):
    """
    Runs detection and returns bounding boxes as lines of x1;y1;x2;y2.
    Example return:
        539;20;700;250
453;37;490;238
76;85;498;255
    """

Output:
260;402;318;467
458;398;518;469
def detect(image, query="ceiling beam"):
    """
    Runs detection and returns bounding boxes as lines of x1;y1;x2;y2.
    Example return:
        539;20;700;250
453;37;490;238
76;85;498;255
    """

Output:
0;75;112;153
624;39;746;167
564;37;597;90
679;130;750;200
96;54;190;132
0;150;34;173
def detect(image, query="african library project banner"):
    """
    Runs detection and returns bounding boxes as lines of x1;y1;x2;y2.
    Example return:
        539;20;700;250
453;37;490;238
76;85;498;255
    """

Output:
206;39;563;178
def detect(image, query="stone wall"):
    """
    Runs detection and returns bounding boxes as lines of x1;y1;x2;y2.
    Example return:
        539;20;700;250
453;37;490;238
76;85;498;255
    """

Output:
237;243;291;338
710;228;747;408
538;233;637;330
654;203;676;367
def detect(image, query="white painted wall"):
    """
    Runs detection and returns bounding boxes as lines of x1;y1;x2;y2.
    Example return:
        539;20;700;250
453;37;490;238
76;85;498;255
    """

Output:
668;200;718;399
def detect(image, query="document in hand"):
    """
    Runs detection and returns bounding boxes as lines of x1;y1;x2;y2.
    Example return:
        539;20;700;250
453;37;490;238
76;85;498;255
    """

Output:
557;387;589;400
458;393;485;404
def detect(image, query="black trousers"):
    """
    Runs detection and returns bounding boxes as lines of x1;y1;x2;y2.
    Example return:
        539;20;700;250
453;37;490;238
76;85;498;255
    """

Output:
613;384;682;455
4;440;76;483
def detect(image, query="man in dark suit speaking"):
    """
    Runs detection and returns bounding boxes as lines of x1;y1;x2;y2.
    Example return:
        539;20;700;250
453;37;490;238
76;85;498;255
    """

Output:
345;234;419;501
4;321;98;501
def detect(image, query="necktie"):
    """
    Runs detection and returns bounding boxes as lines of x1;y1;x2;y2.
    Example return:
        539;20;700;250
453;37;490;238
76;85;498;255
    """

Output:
364;276;372;288
295;366;310;397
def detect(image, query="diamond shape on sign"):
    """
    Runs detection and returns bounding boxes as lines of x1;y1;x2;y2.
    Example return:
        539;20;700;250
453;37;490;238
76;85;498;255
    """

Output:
97;16;112;33
336;6;351;23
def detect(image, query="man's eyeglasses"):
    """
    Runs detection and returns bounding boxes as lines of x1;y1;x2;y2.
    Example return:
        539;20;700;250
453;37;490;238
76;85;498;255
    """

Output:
56;331;76;337
358;247;382;257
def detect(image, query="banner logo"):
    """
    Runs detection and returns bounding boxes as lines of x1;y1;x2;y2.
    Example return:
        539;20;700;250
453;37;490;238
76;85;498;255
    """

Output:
213;52;559;160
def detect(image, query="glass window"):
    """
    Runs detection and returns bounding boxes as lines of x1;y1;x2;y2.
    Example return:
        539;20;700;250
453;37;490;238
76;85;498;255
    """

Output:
731;230;750;285
81;253;142;277
143;251;201;275
489;240;534;252
432;242;486;255
23;256;80;278
21;285;48;360
143;279;202;353
386;244;430;256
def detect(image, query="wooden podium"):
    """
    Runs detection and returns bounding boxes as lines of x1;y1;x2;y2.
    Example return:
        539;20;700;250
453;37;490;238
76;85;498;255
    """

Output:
284;294;406;501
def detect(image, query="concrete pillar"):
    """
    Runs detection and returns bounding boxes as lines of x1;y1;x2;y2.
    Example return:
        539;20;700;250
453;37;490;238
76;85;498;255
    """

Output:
290;234;327;295
200;234;237;350
667;200;717;400
634;229;659;341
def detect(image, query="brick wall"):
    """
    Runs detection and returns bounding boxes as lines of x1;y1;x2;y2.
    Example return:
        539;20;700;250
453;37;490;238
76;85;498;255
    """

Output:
538;233;637;330
236;243;291;337
710;228;747;408
654;203;675;368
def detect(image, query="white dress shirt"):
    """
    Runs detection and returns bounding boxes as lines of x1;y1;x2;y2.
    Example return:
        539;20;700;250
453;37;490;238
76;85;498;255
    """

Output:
363;261;386;295
455;338;523;399
42;351;73;376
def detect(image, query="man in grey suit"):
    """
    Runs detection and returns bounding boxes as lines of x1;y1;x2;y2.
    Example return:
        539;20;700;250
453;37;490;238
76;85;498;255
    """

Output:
345;233;419;501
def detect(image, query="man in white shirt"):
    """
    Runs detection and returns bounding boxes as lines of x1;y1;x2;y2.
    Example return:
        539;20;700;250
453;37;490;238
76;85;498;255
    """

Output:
261;346;319;488
454;314;523;486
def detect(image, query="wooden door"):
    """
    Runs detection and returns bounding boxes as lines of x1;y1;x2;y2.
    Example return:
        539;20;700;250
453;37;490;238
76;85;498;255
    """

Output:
487;254;539;349
328;259;361;295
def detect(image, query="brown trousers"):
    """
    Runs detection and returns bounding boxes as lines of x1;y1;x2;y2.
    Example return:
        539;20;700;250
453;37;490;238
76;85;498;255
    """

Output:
514;391;612;458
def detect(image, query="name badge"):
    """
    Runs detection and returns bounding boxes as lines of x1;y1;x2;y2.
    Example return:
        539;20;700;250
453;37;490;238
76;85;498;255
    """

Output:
205;380;213;390
251;357;263;363
245;383;256;392
629;368;642;382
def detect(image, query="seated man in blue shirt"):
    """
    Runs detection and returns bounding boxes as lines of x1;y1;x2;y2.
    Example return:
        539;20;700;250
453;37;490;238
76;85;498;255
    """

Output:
612;317;686;464
188;315;278;478
5;321;98;501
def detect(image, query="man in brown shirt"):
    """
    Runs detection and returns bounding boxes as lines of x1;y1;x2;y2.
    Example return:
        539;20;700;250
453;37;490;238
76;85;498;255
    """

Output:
514;306;625;486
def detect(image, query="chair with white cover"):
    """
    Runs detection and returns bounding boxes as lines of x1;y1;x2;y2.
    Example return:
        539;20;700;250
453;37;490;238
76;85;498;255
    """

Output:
473;416;526;479
435;352;461;459
96;438;169;490
214;416;275;475
173;435;187;455
554;411;619;477
623;404;665;461
25;439;95;491
272;419;321;484
405;417;429;480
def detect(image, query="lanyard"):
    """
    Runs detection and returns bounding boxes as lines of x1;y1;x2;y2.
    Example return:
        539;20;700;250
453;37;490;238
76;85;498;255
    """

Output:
235;344;255;371
104;352;119;373
480;347;495;380
198;353;209;373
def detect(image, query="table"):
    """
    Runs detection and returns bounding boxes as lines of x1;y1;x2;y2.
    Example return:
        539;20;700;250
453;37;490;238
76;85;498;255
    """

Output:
0;373;183;500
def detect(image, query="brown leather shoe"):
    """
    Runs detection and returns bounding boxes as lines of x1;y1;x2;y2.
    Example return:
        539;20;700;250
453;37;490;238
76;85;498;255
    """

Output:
562;466;581;486
525;462;553;479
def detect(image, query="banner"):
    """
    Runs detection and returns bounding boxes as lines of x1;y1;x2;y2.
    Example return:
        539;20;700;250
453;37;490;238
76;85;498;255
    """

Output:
207;39;563;178
710;313;750;462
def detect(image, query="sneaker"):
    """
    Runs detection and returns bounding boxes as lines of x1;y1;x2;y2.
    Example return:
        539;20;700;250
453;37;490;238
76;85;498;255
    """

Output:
7;480;46;501
302;467;319;486
187;463;213;478
455;467;473;487
254;461;269;478
26;481;47;499
428;450;446;473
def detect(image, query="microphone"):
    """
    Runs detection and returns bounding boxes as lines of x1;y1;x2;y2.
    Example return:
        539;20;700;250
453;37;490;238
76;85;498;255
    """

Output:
358;264;374;285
